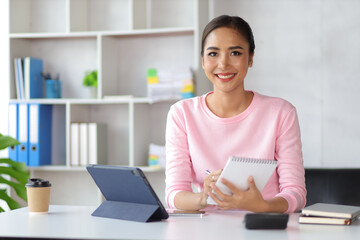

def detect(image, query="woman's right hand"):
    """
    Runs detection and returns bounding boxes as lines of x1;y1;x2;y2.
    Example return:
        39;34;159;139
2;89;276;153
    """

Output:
200;169;222;208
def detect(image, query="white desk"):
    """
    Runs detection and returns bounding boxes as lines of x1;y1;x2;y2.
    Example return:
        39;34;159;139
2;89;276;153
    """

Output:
0;205;359;240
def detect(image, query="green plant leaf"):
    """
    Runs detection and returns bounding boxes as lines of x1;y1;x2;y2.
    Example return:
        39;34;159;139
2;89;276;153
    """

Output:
0;189;21;210
0;134;20;151
83;70;98;87
0;176;27;201
0;206;5;213
0;166;29;185
0;134;28;212
0;158;28;173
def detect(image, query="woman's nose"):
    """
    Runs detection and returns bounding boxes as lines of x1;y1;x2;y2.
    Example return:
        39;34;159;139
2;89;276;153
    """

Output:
218;55;229;69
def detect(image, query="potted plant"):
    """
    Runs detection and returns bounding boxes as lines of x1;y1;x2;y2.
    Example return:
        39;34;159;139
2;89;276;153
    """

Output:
83;70;98;98
0;134;29;212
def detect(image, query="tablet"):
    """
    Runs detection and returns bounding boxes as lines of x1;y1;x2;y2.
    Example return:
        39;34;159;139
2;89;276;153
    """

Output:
87;164;169;222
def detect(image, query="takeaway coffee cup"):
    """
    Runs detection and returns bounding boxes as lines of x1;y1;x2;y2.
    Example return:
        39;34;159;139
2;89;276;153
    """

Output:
26;178;51;214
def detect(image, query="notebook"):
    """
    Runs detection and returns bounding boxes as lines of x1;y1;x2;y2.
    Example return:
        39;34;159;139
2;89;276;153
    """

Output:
298;214;356;225
207;156;278;205
301;203;360;219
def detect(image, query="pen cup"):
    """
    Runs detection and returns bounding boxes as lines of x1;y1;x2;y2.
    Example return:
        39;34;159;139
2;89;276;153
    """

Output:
26;178;52;214
45;79;62;98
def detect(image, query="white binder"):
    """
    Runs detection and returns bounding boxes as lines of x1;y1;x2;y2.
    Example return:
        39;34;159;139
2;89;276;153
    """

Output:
18;103;28;165
79;123;88;166
88;123;107;165
8;103;18;161
70;123;80;166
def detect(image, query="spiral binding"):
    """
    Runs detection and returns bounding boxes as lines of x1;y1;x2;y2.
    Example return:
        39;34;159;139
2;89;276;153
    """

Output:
230;156;277;165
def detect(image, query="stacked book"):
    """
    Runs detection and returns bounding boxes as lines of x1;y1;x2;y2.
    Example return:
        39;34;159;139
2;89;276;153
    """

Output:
147;68;194;103
299;203;360;225
148;143;166;169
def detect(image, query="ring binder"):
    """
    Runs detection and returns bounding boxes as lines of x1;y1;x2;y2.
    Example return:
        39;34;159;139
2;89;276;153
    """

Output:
8;103;18;162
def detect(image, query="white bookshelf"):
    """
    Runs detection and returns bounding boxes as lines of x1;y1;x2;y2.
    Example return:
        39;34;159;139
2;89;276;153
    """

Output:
8;0;210;206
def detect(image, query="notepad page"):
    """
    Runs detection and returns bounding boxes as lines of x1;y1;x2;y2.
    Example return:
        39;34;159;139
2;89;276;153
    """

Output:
207;156;278;205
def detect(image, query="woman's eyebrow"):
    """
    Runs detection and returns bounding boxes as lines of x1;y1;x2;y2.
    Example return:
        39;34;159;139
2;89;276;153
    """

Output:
229;46;244;50
206;46;220;51
206;46;244;51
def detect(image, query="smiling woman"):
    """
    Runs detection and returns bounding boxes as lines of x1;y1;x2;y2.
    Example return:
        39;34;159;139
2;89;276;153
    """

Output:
202;27;254;118
165;15;306;214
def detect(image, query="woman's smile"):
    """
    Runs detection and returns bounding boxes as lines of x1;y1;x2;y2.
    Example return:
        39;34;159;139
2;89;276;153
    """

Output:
215;73;236;82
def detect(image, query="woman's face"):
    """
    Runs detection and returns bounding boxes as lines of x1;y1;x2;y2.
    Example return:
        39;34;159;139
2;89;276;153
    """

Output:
202;27;254;94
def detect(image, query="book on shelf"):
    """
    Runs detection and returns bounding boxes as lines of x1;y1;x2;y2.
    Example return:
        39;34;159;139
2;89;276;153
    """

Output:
79;123;89;166
70;123;80;166
148;143;166;169
88;123;107;165
24;57;44;99
13;57;44;100
14;58;25;99
147;68;195;103
299;203;360;225
71;122;107;166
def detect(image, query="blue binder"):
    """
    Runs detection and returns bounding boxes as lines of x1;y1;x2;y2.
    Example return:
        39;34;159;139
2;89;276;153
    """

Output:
24;57;43;99
29;104;52;166
8;103;18;161
18;103;29;165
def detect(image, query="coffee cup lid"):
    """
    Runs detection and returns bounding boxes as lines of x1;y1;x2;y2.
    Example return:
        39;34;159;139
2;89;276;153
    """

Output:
26;178;51;187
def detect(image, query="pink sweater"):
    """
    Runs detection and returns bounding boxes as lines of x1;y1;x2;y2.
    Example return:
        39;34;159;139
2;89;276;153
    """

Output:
165;91;306;213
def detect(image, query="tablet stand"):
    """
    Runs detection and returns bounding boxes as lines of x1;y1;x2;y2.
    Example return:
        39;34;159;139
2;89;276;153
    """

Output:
92;200;164;222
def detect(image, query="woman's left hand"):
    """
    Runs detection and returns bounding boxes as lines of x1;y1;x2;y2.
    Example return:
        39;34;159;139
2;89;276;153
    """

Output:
208;176;269;212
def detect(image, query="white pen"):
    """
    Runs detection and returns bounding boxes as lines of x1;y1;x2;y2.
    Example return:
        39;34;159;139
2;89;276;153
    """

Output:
205;169;211;175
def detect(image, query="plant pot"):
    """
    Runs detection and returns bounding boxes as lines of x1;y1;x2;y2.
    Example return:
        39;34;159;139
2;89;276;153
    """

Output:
90;87;97;99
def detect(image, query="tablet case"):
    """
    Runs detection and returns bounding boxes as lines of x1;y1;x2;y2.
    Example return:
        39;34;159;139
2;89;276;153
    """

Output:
87;165;169;222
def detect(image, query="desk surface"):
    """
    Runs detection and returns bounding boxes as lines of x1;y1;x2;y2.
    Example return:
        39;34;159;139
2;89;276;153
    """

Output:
1;205;360;240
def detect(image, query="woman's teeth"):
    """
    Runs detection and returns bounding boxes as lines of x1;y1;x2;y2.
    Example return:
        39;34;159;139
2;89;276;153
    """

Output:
217;74;235;79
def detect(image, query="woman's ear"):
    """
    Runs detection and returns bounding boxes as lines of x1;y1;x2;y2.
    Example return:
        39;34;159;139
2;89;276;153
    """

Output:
249;52;254;67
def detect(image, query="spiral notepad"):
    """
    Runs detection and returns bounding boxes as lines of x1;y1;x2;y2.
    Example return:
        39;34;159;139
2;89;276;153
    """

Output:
207;156;278;205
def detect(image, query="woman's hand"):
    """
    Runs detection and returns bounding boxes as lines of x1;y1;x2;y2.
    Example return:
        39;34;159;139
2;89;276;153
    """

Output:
208;176;270;212
199;169;222;208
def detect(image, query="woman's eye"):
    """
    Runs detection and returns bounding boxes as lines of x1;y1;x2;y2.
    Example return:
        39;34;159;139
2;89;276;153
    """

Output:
231;51;242;56
208;52;217;57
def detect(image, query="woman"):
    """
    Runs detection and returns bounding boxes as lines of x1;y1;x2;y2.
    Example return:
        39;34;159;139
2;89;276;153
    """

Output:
165;15;306;213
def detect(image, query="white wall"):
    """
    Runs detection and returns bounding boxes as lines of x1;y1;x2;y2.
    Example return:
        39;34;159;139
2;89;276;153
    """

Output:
210;0;360;168
0;0;9;151
0;0;9;211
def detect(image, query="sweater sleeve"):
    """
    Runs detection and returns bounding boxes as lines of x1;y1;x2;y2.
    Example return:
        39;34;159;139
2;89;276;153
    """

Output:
275;107;307;213
165;105;194;209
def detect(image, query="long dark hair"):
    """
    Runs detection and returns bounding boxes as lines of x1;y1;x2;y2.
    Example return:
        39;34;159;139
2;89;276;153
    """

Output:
201;15;255;56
